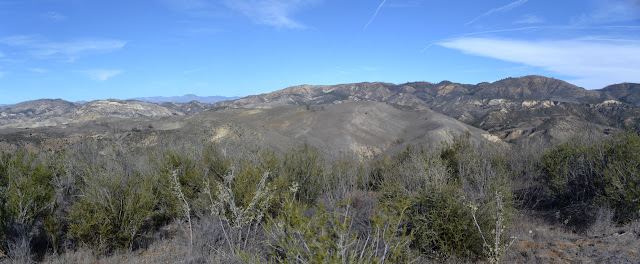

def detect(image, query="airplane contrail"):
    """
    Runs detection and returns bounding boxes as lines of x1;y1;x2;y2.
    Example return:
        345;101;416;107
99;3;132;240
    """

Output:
364;0;388;30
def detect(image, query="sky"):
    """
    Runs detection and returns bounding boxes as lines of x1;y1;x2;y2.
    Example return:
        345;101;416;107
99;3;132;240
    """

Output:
1;0;639;104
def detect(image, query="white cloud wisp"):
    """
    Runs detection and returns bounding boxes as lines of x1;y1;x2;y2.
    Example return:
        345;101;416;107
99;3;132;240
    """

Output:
515;14;545;24
573;0;640;25
466;0;528;25
0;35;127;61
79;69;122;81
46;11;67;22
439;37;640;89
224;0;318;29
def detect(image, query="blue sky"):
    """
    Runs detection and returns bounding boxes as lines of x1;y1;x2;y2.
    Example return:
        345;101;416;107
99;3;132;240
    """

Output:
1;0;639;104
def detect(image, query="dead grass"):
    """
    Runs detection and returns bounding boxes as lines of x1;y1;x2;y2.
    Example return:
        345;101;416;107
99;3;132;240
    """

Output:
503;212;640;264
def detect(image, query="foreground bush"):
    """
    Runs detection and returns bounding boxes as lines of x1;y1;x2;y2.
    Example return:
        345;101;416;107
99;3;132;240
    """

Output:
281;144;324;204
383;134;515;261
265;197;415;263
542;131;640;225
13;131;640;262
0;152;55;260
68;148;157;252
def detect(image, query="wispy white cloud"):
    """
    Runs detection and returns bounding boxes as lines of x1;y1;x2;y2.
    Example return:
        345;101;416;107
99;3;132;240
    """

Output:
422;25;557;53
29;68;48;73
163;0;208;11
364;0;388;30
515;14;545;24
0;35;35;46
185;27;222;36
573;0;640;25
46;11;67;22
0;35;126;61
421;25;640;52
466;0;528;25
439;37;640;89
224;0;319;29
163;0;223;17
79;69;122;81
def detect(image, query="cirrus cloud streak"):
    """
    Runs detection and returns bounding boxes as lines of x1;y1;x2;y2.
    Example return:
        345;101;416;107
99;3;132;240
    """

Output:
0;35;126;61
466;0;528;25
224;0;318;29
439;37;640;89
78;69;123;81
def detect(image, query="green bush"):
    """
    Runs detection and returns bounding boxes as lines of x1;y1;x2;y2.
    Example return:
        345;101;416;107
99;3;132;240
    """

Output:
368;155;394;191
391;135;515;261
151;150;204;220
0;152;55;254
541;131;640;224
281;143;324;204
407;184;482;259
439;132;472;178
265;197;415;263
200;143;233;180
69;163;157;252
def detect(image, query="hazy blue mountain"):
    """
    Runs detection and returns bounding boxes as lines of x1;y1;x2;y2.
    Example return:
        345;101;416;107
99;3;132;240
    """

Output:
131;94;239;104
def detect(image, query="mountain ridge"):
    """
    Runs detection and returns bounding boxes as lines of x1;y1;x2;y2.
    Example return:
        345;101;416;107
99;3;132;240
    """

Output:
131;94;239;104
213;76;619;109
212;75;639;143
1;76;638;144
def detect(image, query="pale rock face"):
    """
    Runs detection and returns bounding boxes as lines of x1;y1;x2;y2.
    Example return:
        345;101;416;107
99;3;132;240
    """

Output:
482;134;507;145
489;99;508;106
596;100;623;107
76;100;177;118
520;100;560;109
437;84;457;97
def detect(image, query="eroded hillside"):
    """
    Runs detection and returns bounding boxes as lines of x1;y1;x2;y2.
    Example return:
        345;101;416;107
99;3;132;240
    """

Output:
0;101;496;157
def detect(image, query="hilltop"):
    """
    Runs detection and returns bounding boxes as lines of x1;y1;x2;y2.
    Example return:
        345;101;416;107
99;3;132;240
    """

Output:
0;75;639;154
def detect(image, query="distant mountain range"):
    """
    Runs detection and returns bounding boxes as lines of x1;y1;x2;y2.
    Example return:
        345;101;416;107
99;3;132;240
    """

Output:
0;76;639;155
130;94;239;104
214;75;640;142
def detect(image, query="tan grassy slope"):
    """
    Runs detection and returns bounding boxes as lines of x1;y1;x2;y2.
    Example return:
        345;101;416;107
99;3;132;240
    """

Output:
0;101;496;157
187;101;495;157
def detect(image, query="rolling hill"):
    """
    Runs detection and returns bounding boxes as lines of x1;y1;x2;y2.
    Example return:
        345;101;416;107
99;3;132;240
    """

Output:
1;76;639;155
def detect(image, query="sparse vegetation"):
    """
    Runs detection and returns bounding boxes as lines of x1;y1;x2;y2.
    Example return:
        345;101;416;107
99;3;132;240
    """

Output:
1;130;639;263
541;131;640;226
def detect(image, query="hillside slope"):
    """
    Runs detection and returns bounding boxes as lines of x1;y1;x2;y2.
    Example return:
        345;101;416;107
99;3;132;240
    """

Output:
0;99;187;129
1;76;638;145
214;76;639;143
0;101;498;157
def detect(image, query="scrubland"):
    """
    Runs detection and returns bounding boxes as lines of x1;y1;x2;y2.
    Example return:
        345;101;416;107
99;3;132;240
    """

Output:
1;132;639;263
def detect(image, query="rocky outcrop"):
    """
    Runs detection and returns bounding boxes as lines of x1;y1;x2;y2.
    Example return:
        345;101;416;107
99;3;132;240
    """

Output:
601;83;640;105
74;99;179;120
